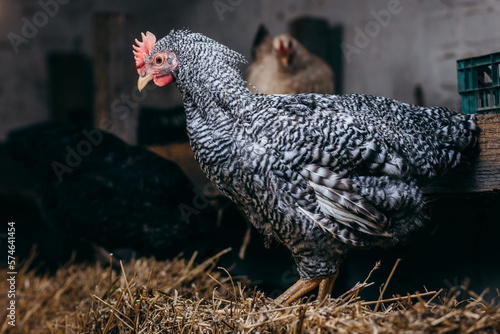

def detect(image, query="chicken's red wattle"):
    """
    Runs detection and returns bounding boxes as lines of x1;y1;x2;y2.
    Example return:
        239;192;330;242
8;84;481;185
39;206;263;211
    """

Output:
153;74;173;87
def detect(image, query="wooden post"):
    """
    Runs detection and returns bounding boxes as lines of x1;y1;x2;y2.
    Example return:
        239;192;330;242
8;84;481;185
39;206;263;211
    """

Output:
93;13;138;144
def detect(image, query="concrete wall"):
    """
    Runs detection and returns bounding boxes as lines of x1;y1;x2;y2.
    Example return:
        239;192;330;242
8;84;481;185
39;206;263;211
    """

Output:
1;0;499;141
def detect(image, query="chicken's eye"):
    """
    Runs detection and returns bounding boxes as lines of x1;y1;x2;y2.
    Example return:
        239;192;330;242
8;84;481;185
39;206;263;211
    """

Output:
154;55;164;66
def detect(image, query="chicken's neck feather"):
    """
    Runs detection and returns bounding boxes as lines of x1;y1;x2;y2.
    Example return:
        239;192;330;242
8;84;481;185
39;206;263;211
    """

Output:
168;32;255;187
168;32;252;119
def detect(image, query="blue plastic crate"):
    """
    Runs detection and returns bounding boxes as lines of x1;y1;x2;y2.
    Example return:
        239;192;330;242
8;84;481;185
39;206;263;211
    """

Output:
457;52;500;114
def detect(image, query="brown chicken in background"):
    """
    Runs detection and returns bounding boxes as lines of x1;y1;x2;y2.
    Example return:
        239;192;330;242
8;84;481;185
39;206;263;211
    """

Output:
246;25;335;94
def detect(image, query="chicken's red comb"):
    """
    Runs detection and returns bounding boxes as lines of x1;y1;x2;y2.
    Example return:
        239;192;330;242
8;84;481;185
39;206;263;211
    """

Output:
133;31;156;73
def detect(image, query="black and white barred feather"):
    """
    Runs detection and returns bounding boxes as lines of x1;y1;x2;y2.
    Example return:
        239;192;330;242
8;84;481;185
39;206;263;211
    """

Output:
148;30;480;280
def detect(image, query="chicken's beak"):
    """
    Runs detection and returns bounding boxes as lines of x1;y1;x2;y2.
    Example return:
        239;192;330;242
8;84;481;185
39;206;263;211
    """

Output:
279;55;289;68
138;73;154;91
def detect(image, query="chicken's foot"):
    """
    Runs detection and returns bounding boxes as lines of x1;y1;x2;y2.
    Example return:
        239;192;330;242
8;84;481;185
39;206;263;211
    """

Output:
274;278;321;305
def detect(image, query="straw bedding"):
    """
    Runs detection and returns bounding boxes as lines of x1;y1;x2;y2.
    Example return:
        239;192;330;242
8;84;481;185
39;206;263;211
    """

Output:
1;249;499;333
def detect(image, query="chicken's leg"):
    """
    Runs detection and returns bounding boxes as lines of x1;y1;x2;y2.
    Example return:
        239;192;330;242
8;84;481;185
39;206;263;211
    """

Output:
274;278;321;305
317;272;339;302
317;260;341;302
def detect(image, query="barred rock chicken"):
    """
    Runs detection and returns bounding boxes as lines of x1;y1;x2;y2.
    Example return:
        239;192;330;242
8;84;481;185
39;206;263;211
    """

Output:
246;25;334;94
133;30;479;304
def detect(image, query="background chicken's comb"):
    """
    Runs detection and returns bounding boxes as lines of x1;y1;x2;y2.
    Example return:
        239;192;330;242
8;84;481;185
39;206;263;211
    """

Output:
133;31;156;72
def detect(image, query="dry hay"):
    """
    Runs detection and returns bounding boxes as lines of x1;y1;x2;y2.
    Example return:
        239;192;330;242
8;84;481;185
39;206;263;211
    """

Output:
1;249;499;334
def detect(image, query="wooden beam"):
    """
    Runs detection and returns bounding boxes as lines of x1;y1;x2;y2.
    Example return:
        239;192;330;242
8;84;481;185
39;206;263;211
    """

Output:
148;114;500;195
93;13;138;144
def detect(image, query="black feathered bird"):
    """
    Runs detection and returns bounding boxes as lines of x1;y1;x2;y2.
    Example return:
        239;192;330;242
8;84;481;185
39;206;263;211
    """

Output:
133;30;480;304
6;122;215;261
